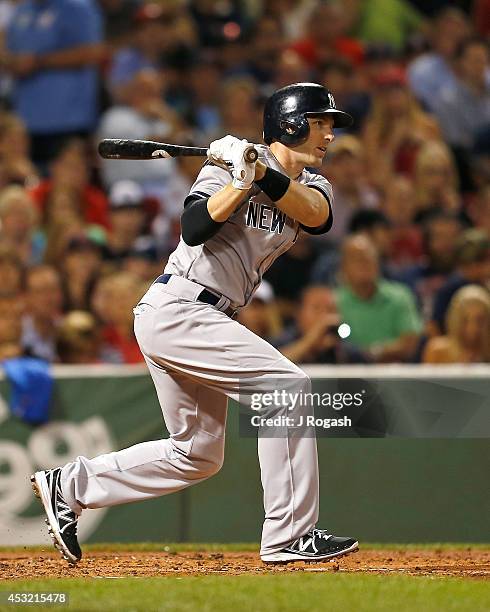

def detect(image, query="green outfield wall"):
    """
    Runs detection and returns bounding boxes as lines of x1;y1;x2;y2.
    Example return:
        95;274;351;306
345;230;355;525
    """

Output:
0;364;488;546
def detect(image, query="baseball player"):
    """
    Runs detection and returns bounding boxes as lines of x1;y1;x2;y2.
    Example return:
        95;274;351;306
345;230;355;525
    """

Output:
31;83;359;564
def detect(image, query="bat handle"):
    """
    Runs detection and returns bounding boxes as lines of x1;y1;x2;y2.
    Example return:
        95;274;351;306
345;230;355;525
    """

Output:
244;146;258;163
208;145;259;164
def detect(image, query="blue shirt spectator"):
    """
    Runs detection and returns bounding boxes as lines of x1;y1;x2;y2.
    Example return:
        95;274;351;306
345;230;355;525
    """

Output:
6;0;102;136
430;39;490;152
107;3;184;99
408;53;456;112
407;7;470;112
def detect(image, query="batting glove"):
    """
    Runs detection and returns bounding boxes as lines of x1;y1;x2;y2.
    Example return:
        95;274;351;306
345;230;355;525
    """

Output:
208;135;256;190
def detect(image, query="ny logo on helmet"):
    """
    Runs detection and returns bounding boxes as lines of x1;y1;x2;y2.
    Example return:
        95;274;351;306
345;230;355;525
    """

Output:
328;93;336;109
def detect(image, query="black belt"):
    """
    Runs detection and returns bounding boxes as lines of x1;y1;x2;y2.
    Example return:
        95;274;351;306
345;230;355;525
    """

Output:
155;274;236;317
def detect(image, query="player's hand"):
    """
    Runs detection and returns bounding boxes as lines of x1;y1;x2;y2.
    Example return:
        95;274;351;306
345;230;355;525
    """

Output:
208;135;256;190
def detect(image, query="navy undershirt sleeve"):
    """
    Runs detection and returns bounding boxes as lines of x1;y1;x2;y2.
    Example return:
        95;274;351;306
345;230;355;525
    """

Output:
181;193;225;246
299;186;333;235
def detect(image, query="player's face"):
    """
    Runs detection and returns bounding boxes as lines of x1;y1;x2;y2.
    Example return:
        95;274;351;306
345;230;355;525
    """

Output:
297;117;335;167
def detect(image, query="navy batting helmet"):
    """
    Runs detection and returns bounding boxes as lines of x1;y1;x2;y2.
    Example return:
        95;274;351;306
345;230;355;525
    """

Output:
263;82;353;146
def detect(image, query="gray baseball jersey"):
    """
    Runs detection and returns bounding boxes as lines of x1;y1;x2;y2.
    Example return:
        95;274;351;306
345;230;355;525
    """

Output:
164;144;333;308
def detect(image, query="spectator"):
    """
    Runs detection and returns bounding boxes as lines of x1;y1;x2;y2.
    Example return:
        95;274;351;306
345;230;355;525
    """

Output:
423;285;490;363
56;310;100;364
237;280;282;342
0;185;43;264
431;228;490;334
0;245;25;296
103;180;149;268
360;42;400;98
108;3;189;97
381;175;423;269
408;8;471;112
349;210;392;267
29;139;109;230
353;0;425;51
4;0;105;169
187;59;222;139
274;284;367;364
289;2;364;70
0;112;39;187
21;265;62;361
362;65;441;189
210;76;263;144
98;69;182;189
335;235;422;362
99;0;143;50
59;233;103;312
115;11;196;118
311;210;392;285
398;212;462;321
43;217;89;267
241;14;285;85
320;135;379;243
92;271;146;363
412;140;461;224
264;233;321;320
210;39;248;80
122;236;162;283
430;38;490;188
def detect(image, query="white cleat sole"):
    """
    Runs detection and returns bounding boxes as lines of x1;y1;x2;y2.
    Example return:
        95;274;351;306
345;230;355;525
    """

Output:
31;472;79;565
261;541;359;564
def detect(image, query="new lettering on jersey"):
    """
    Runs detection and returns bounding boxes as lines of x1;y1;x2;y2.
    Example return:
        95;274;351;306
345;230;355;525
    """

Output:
245;200;287;234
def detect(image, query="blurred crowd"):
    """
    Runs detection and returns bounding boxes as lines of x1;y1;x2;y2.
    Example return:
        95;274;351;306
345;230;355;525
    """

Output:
0;0;488;366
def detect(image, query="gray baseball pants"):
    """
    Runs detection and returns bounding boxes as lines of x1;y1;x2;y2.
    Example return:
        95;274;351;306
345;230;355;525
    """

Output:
61;276;319;556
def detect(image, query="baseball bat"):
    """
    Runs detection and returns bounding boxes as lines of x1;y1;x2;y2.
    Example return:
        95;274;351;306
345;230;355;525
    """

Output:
98;139;259;163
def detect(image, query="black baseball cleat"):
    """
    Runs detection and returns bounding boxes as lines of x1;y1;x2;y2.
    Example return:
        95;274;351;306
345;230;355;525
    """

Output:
261;529;359;563
31;468;82;565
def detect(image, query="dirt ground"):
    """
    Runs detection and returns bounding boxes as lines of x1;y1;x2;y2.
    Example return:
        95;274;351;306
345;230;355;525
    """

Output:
1;547;489;580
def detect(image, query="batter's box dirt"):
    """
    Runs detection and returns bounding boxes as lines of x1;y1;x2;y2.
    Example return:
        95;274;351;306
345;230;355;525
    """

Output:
1;548;489;580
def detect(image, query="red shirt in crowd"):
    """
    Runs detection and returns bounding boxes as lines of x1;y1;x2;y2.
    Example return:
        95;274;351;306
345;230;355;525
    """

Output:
290;37;364;68
29;181;110;229
390;227;424;268
101;325;145;364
